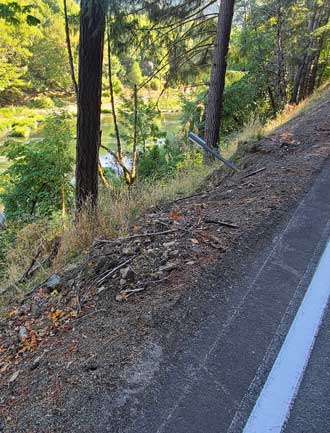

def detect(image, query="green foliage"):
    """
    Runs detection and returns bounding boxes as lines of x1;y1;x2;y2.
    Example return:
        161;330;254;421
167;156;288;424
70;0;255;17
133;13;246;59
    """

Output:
27;95;55;109
222;76;270;134
127;61;144;86
0;2;40;25
181;75;271;138
0;106;44;144
0;0;79;104
138;141;203;181
0;222;18;279
0;114;74;221
118;95;164;151
181;89;207;137
9;125;30;138
149;78;162;91
138;145;172;179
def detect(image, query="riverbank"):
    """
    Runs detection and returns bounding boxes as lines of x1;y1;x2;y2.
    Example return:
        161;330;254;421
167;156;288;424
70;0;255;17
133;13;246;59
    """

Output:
0;87;183;144
0;101;182;178
0;86;329;433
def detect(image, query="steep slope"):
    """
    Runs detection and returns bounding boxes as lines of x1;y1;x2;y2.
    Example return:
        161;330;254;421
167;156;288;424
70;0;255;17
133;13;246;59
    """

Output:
1;88;330;432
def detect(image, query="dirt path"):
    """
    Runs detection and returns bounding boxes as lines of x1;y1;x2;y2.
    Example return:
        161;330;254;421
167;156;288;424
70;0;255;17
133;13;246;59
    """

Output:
0;89;330;432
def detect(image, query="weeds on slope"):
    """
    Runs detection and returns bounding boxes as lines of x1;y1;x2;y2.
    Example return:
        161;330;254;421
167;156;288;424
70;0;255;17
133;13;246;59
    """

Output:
1;85;328;296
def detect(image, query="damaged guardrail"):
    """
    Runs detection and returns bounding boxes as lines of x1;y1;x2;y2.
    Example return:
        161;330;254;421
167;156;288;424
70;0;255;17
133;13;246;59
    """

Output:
188;132;238;172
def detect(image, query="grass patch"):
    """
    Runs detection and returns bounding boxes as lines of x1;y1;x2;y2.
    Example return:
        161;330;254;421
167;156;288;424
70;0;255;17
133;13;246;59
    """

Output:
1;85;329;292
0;106;46;143
9;126;30;138
27;96;55;109
101;107;112;114
222;84;330;163
1;163;215;289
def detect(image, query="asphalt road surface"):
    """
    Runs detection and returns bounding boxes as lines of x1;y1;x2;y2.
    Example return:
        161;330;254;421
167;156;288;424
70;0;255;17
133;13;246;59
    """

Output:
122;159;330;433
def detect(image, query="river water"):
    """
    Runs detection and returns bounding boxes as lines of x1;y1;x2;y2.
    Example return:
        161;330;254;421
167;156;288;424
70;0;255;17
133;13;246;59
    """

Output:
0;111;182;176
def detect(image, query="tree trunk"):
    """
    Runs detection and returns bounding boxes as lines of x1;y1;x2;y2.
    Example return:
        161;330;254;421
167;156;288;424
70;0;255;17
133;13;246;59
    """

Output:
290;3;317;104
63;0;78;96
276;2;287;106
306;44;323;96
290;3;325;104
76;0;106;210
267;86;277;117
290;54;305;104
107;24;122;159
316;61;326;88
131;84;138;184
204;0;235;149
306;6;330;96
298;5;329;101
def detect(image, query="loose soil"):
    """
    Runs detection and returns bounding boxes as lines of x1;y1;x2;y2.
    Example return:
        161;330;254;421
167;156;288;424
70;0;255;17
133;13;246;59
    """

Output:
1;89;330;433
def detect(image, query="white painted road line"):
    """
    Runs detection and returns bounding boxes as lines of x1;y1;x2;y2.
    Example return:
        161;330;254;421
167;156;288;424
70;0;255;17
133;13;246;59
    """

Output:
242;240;330;433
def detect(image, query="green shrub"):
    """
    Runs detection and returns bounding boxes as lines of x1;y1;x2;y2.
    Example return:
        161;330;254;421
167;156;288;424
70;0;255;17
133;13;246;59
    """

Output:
9;125;30;138
52;97;66;108
28;96;55;109
0;223;18;280
0;114;74;221
176;150;203;172
149;78;162;91
137;140;202;181
12;117;38;129
101;107;112;114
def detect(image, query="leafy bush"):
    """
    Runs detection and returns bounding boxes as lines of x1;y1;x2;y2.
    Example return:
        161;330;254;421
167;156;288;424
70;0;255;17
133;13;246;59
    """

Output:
181;75;271;138
138;141;203;181
12;117;38;129
127;61;144;86
149;78;162;91
181;90;207;137
0;114;74;221
27;95;55;109
0;223;17;280
138;146;171;179
222;76;270;134
118;95;164;152
101;107;112;114
52;97;66;108
9;125;30;138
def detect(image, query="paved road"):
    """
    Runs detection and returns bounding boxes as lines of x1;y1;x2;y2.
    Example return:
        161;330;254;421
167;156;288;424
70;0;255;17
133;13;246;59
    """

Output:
285;305;330;433
121;159;330;433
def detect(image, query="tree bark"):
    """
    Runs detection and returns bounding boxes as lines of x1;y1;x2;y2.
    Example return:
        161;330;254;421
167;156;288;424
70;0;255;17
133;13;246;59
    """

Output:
290;3;318;104
204;0;235;149
107;24;122;159
276;2;287;106
131;84;138;184
306;6;330;96
76;0;106;210
63;0;78;96
267;86;277;117
290;3;326;104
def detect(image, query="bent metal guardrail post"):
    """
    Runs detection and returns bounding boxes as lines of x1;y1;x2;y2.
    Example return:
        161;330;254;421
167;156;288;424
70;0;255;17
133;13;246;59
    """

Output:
188;132;238;172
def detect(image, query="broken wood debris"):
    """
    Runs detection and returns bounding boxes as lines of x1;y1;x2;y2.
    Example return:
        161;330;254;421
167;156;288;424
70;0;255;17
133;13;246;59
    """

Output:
94;229;181;246
116;287;145;302
241;167;266;179
96;256;138;287
204;218;239;229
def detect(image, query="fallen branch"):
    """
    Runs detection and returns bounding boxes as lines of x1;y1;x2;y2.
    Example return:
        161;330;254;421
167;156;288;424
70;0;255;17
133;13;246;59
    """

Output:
170;190;210;204
74;308;107;323
204;219;239;229
19;249;42;283
241;167;266;179
95;229;180;246
96;256;138;287
19;236;61;283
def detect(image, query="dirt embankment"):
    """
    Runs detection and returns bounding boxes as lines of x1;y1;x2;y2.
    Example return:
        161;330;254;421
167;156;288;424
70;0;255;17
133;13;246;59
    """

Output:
1;89;330;432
